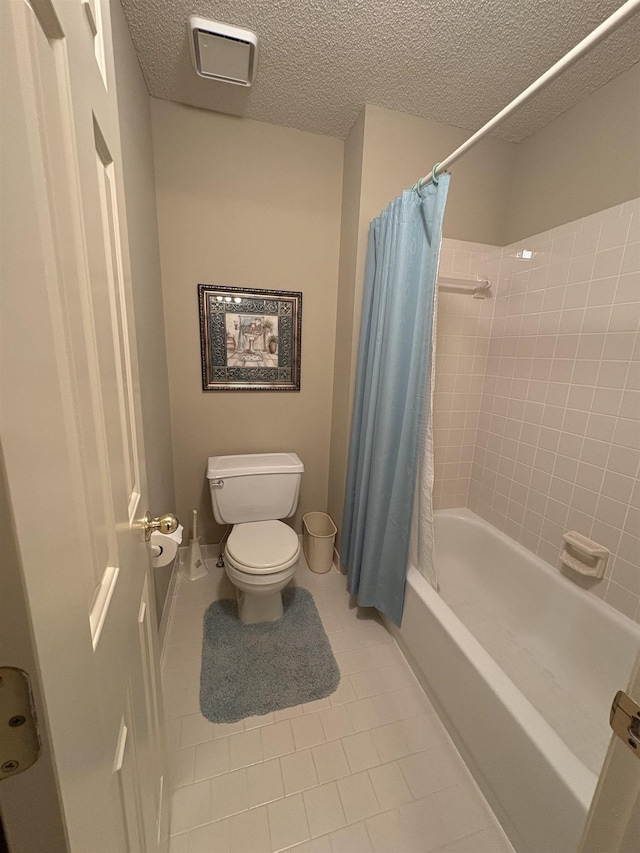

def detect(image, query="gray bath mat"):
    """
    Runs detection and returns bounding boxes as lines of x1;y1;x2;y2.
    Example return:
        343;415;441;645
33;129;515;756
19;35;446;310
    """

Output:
200;587;341;723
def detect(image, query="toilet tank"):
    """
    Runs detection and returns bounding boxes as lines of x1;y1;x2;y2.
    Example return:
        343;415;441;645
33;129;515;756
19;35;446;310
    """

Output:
207;452;304;524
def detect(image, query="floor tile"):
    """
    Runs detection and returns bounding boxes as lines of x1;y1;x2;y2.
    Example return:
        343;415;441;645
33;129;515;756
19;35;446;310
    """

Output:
169;833;189;853
210;767;248;821
350;663;413;699
273;705;304;721
303;781;346;837
168;746;195;790
320;613;344;634
399;747;467;798
315;597;348;618
170;780;211;835
248;758;285;807
336;771;380;824
329;821;373;853
228;727;264;770
165;616;203;647
436;824;514;853
368;761;412;811
385;685;432;719
212;720;244;739
341;731;381;772
180;713;214;748
188;818;230;853
431;782;494;842
163;666;190;693
291;713;326;750
164;641;202;669
286;834;332;853
194;738;230;781
267;793;310;851
328;678;357;706
166;718;181;751
303;697;332;714
345;697;387;732
281;748;319;795
398;796;449;852
318;705;355;741
163;562;504;853
243;712;275;730
261;720;296;759
370;721;410;763
365;808;412;853
165;687;201;720
311;740;351;784
228;805;271;853
399;713;446;753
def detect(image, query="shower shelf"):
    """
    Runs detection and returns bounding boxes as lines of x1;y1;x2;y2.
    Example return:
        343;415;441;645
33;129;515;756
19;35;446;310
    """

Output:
437;276;491;298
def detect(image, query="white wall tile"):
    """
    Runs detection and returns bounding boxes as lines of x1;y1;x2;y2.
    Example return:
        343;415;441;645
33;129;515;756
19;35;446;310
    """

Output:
461;199;640;623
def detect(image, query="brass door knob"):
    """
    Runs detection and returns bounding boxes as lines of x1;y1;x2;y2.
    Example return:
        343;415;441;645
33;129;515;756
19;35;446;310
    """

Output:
143;511;179;541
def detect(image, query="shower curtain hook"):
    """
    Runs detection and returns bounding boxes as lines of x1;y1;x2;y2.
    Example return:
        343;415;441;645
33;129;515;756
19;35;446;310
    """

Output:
411;179;424;197
431;163;441;185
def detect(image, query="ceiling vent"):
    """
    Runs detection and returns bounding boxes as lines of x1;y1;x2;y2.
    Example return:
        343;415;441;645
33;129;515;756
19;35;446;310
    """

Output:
188;17;258;87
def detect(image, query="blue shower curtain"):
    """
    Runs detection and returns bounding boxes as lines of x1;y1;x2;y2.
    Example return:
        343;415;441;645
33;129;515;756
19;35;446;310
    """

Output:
341;176;450;626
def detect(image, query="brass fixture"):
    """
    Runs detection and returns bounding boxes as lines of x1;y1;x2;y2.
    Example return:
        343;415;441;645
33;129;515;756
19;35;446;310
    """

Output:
143;511;179;542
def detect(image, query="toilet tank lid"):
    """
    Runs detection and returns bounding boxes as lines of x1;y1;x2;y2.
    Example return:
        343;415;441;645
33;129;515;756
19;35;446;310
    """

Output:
207;452;304;479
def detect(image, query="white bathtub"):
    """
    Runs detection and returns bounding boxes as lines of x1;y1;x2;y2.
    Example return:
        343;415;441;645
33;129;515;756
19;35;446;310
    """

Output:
390;508;640;853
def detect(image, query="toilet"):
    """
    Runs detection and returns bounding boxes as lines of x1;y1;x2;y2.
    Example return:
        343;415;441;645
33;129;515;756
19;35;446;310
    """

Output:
207;452;304;624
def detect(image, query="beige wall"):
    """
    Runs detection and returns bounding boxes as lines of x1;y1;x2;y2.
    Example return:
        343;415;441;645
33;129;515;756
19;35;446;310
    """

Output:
110;2;175;619
327;104;517;541
361;105;517;246
150;100;343;544
327;111;366;542
505;63;640;244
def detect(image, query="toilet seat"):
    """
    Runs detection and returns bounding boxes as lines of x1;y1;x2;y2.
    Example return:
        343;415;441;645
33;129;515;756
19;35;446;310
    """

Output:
225;520;300;574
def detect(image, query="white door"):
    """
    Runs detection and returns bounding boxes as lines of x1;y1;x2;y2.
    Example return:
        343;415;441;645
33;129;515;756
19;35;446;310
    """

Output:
0;1;168;851
579;651;640;853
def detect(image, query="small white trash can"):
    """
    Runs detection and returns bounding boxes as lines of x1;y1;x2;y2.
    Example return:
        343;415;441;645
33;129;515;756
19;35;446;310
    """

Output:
302;512;337;574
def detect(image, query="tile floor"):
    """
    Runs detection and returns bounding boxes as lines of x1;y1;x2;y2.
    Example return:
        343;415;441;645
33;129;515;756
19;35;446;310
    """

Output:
163;551;513;853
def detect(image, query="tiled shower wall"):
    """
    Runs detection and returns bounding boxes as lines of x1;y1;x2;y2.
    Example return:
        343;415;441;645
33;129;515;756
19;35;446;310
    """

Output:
432;241;499;508
433;199;640;622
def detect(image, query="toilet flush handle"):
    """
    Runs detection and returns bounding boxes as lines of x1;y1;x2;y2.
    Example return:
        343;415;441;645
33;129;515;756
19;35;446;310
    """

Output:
210;479;224;489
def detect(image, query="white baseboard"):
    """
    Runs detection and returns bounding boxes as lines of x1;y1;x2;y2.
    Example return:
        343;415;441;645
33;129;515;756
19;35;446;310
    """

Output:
332;545;340;574
158;543;226;661
158;549;182;657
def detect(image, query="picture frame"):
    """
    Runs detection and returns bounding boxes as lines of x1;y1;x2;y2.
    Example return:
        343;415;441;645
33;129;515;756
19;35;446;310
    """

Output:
198;284;302;391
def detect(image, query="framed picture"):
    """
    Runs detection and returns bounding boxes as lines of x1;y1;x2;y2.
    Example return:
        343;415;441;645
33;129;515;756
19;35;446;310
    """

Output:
198;284;302;391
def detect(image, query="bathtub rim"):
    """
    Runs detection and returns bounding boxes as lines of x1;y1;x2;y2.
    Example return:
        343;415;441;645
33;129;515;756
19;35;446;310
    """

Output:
405;510;604;812
432;507;640;640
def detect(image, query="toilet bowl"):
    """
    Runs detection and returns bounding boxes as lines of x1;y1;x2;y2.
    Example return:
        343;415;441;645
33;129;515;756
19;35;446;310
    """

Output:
224;520;300;623
207;452;305;624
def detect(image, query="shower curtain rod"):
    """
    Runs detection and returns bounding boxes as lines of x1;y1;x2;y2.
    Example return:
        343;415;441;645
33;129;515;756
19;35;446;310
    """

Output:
418;0;640;189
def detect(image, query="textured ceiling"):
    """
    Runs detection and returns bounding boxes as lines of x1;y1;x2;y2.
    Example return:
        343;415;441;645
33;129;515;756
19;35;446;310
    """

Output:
120;0;640;142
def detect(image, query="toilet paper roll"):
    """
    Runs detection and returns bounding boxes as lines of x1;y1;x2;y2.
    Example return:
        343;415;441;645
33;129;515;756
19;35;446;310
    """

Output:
150;526;183;568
